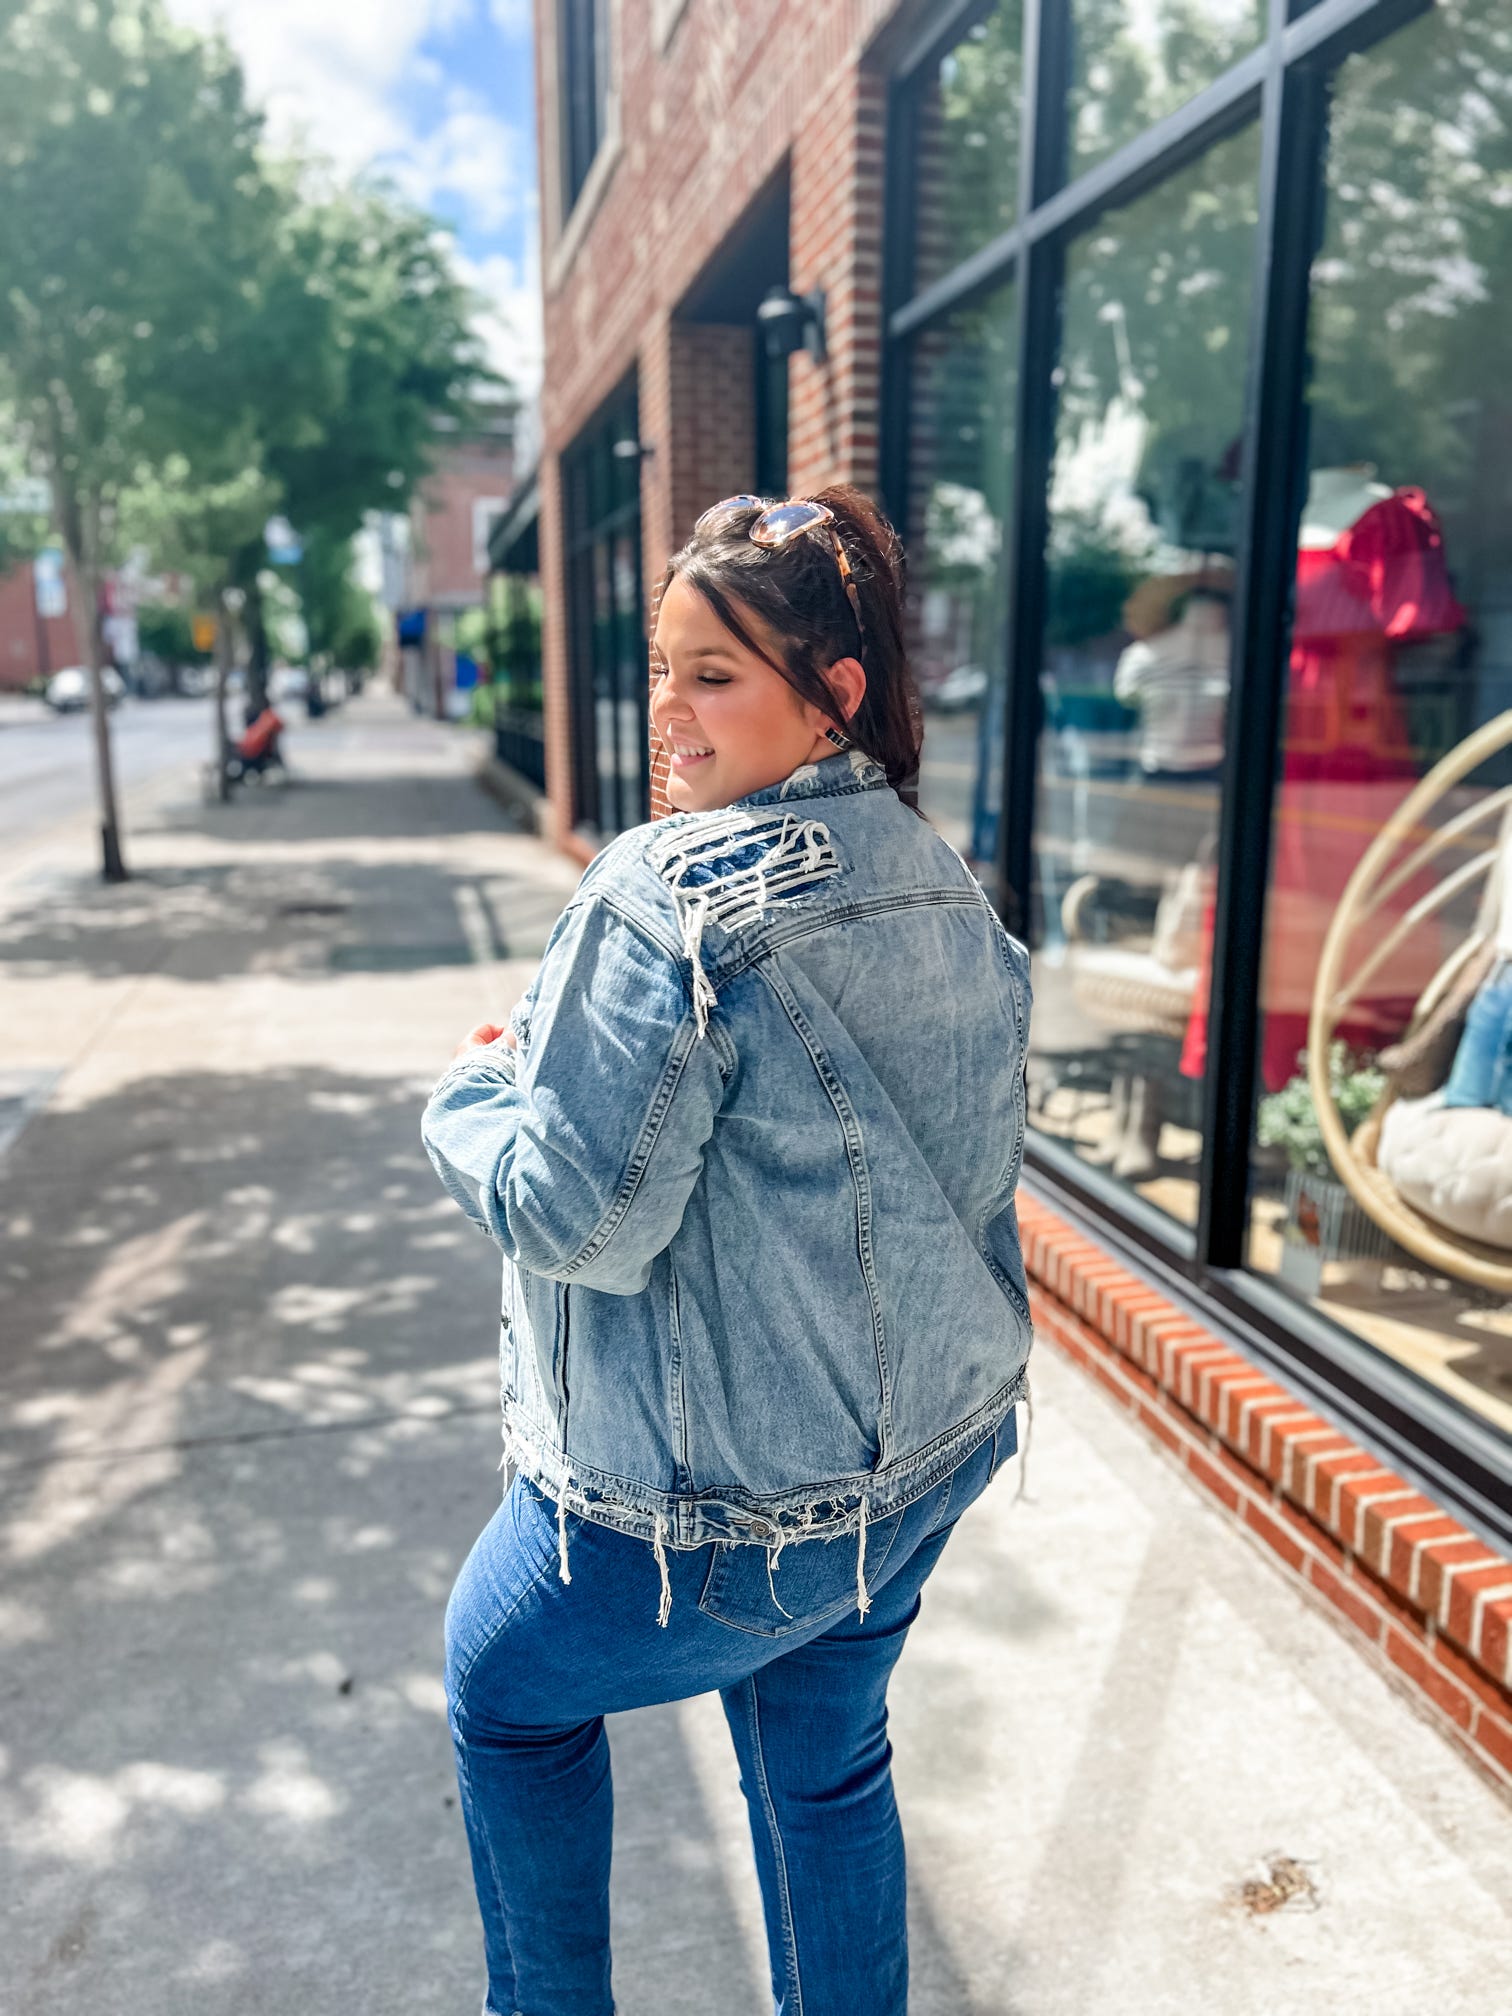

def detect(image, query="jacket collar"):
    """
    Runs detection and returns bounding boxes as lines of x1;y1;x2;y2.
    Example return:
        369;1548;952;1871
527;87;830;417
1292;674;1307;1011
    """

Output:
723;746;890;815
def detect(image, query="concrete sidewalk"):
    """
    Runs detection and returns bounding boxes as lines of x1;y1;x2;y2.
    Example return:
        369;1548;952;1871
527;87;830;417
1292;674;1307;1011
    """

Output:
1;690;1506;2016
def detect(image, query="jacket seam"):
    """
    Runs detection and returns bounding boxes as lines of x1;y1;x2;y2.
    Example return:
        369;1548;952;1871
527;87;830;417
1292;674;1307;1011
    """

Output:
556;1019;700;1282
757;959;894;1462
497;1366;1028;1545
596;888;738;1079
716;888;984;987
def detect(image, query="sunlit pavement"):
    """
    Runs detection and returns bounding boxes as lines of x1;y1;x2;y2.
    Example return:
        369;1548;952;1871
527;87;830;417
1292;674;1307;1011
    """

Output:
1;688;1506;2015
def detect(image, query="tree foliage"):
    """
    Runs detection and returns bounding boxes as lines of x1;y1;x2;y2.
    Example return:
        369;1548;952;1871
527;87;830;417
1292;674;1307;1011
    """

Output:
0;0;505;852
0;0;272;556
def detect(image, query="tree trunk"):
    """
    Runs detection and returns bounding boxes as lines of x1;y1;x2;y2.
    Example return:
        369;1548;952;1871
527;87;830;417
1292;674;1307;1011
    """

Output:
72;490;127;883
243;571;270;720
213;585;237;802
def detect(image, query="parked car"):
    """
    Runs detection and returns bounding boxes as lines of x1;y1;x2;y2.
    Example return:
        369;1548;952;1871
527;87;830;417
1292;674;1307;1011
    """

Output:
926;663;990;713
269;664;310;701
179;663;245;698
45;665;125;712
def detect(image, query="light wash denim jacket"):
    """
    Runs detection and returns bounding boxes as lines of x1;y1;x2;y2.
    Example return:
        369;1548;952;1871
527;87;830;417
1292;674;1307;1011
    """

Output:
421;747;1033;1622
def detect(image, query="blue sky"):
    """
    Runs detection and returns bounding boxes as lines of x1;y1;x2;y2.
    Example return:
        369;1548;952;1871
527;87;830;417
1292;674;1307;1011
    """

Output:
165;1;542;395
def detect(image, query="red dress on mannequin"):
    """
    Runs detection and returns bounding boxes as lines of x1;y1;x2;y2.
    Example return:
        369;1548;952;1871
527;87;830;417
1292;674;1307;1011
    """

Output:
1180;486;1466;1091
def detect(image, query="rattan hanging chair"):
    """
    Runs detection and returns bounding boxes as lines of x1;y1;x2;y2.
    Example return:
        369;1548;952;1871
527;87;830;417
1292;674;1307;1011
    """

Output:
1308;710;1512;1293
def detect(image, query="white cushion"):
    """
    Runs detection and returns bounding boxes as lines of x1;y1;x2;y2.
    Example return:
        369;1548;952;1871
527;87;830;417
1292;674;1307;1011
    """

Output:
1376;1091;1512;1250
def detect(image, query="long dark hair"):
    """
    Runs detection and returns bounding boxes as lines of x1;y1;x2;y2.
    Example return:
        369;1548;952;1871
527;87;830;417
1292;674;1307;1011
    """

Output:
658;484;924;813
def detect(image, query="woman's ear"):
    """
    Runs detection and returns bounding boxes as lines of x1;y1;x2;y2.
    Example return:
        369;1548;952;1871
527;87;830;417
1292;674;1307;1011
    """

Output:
823;654;867;727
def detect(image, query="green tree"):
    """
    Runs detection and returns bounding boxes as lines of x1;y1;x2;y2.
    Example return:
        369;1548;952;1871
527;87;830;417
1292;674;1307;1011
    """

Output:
119;451;278;796
296;526;380;679
233;179;494;715
0;0;276;876
135;603;211;671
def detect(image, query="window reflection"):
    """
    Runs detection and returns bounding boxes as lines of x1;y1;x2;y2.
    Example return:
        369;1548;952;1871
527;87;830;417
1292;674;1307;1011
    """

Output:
1246;0;1512;1441
904;281;1018;907
912;1;1024;296
1028;125;1261;1222
1067;0;1265;178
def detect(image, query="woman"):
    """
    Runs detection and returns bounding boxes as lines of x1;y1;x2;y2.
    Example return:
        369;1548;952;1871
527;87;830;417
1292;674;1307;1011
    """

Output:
422;485;1034;2016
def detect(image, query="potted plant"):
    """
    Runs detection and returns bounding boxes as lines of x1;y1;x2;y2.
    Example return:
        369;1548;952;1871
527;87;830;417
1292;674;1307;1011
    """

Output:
1257;1043;1391;1296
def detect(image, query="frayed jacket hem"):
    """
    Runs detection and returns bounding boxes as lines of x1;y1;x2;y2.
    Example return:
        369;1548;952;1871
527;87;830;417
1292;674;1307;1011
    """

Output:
496;1358;1031;1561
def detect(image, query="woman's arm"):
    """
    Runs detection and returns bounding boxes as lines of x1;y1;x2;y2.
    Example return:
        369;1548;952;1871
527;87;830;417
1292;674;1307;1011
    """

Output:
421;895;729;1295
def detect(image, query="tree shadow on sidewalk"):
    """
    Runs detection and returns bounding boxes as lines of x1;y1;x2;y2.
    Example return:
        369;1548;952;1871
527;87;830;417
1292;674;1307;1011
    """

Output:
0;1062;788;2014
0;854;567;985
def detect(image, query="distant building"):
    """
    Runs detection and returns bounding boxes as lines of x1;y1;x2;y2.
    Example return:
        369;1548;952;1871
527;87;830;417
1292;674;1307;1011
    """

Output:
0;552;78;691
392;401;517;718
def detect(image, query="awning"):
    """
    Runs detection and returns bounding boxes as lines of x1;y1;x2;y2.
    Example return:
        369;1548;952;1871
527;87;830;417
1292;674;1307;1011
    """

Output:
487;467;540;575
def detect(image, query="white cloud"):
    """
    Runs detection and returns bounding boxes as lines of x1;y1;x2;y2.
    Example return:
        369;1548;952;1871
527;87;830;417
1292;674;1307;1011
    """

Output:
165;1;445;170
164;3;531;235
162;1;541;397
454;221;543;397
393;91;527;236
488;0;534;36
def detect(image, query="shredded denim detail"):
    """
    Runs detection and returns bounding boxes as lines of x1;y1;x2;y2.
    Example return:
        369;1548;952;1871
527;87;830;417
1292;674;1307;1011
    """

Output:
765;1529;795;1621
652;1514;672;1627
556;1474;572;1585
647;808;839;1039
1012;1375;1034;1504
497;1368;1028;1573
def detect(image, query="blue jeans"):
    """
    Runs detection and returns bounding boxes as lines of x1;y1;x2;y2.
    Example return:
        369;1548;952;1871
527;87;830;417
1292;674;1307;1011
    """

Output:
1443;956;1512;1112
443;1412;1019;2016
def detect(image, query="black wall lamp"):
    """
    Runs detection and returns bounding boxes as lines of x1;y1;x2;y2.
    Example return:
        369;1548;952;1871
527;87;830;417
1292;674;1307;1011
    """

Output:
757;284;827;364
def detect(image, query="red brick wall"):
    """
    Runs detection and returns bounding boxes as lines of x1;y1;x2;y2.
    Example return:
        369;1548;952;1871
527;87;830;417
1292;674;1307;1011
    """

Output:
786;63;887;500
534;0;918;835
0;561;79;691
643;318;758;819
1019;1191;1512;1795
407;433;516;608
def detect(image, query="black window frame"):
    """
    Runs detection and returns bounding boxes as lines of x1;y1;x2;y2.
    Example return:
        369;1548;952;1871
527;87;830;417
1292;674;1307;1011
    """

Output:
559;0;611;216
881;0;1512;1552
561;376;649;839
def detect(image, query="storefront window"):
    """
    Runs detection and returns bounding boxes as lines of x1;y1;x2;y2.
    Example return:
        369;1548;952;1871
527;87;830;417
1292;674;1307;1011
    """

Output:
563;383;647;836
1067;0;1265;179
905;281;1018;906
1245;0;1512;1439
912;1;1024;296
1027;124;1260;1221
488;559;546;792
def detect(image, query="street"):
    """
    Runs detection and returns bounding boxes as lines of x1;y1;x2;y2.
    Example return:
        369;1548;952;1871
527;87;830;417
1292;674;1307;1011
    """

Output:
1;692;1507;2016
0;694;219;859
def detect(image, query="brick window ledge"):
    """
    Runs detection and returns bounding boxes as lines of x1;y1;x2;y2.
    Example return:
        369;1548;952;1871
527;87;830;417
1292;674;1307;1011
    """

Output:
1019;1190;1512;1796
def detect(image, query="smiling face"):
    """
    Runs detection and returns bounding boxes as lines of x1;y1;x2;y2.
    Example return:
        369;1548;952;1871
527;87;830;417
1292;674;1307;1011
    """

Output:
650;572;864;812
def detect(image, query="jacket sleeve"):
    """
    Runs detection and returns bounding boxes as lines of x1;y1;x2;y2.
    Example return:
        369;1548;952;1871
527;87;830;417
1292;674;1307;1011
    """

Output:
420;894;729;1295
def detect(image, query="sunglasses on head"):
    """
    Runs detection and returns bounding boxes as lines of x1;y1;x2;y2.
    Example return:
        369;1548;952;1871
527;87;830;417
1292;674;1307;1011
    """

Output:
693;494;866;649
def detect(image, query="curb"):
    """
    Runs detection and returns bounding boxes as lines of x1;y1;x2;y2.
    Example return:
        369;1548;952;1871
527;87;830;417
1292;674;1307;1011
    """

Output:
1019;1187;1512;1797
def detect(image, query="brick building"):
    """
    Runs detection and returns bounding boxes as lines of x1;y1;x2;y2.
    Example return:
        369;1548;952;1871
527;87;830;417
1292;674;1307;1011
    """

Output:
394;403;517;717
510;0;1512;1788
0;553;77;692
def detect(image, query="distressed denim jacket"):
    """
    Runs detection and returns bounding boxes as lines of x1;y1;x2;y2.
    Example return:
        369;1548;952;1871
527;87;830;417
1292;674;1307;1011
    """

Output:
421;747;1033;1623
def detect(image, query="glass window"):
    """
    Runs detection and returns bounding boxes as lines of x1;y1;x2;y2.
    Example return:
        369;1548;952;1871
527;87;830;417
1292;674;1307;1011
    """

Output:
911;1;1025;297
1245;0;1512;1441
1027;124;1261;1223
904;279;1018;909
1067;0;1265;179
563;387;648;837
560;0;611;211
